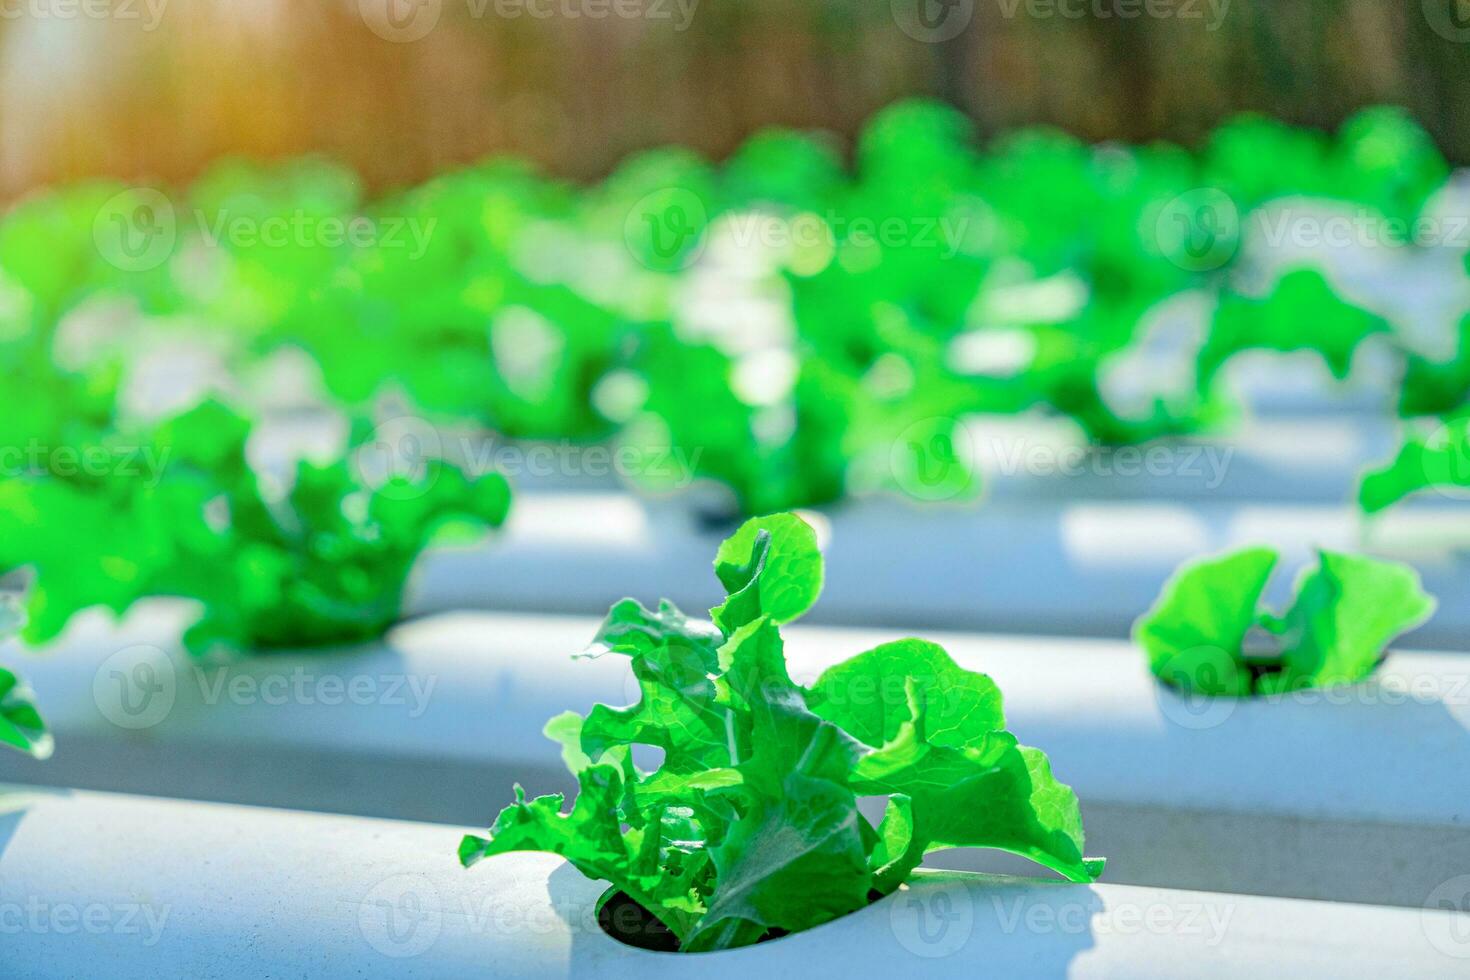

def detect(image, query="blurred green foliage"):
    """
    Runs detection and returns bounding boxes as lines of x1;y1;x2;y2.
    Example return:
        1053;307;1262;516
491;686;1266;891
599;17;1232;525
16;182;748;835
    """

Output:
0;401;511;656
0;97;1464;533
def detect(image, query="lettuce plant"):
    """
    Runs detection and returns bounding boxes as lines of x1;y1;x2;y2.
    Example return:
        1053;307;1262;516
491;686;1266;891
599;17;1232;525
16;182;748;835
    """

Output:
1398;312;1470;418
461;513;1102;952
1137;547;1436;697
0;400;511;655
1197;268;1389;394
1358;413;1470;514
0;598;49;758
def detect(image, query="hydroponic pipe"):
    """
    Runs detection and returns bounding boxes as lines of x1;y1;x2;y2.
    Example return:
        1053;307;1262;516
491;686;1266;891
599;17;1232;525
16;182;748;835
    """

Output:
0;789;1462;979
1;608;1465;909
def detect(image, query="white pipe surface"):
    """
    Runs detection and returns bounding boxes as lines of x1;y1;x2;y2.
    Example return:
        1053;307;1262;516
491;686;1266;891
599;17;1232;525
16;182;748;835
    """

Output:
1;608;1466;908
0;789;1465;979
408;491;1470;650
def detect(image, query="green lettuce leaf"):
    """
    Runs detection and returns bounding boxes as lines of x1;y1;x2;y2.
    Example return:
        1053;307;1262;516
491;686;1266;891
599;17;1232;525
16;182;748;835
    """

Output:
710;513;824;634
463;512;1101;952
0;599;49;758
1259;551;1438;692
1134;547;1278;696
1199;268;1389;391
1358;415;1470;514
0;399;512;655
1137;546;1435;696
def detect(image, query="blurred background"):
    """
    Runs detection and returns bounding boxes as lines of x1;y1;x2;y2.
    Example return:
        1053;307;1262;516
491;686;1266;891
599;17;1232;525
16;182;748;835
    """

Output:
3;0;1470;195
1;0;1469;654
1;0;1469;934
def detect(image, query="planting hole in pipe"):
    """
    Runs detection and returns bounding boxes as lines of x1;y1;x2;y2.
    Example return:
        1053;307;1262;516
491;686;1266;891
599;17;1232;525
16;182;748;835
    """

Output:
461;513;1103;952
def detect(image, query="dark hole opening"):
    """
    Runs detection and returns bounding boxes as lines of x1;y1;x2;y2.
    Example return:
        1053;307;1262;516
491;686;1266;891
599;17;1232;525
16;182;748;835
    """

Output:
597;891;681;953
598;889;884;952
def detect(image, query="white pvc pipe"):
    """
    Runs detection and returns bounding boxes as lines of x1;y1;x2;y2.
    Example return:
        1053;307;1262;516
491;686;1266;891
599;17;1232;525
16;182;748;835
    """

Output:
2;608;1466;909
408;491;1470;650
0;789;1464;979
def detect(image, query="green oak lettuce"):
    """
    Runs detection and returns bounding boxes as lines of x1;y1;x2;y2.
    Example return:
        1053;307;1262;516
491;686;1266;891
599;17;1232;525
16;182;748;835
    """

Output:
1136;546;1436;696
0;400;511;655
461;512;1101;951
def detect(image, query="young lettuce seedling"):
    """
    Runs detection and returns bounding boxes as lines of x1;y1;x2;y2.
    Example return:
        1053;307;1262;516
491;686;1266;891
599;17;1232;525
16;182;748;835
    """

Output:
1197;268;1390;396
0;400;512;656
461;512;1103;952
1136;547;1436;696
1357;413;1470;514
